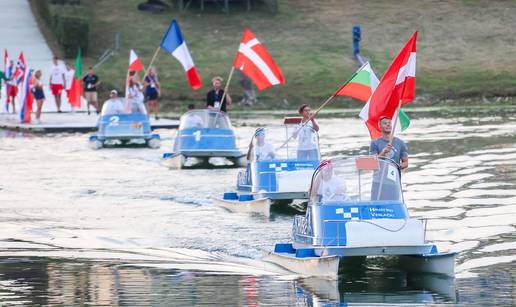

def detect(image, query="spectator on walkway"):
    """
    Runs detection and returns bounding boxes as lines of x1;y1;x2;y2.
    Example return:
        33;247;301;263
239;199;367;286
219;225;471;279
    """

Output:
49;56;66;113
82;67;101;115
64;63;75;111
32;70;45;124
144;66;161;120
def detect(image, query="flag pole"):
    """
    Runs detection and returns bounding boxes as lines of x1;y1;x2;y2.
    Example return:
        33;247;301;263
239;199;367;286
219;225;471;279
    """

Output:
143;46;161;80
276;62;368;150
219;66;235;111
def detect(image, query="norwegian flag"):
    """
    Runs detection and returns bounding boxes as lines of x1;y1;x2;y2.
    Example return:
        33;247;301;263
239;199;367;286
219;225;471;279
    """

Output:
13;52;26;86
233;28;284;90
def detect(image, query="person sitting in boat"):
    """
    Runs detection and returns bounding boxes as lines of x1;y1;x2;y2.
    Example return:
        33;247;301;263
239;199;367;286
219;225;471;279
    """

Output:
254;128;275;161
293;104;320;160
183;104;204;129
317;160;346;202
101;90;125;115
370;116;408;169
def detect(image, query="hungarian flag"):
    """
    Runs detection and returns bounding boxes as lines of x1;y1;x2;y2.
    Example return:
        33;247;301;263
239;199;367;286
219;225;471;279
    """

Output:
233;28;284;90
359;32;417;139
19;68;33;123
129;49;144;72
160;19;202;90
338;62;411;138
68;48;82;108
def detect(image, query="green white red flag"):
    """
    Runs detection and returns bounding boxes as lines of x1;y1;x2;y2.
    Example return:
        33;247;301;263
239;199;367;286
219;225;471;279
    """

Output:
68;48;82;108
337;62;411;138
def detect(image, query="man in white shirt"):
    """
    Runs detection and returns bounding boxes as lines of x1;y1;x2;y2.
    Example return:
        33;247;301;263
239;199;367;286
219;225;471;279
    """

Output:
182;104;204;129
49;56;66;112
317;160;346;202
64;63;75;111
101;90;125;115
254;128;275;161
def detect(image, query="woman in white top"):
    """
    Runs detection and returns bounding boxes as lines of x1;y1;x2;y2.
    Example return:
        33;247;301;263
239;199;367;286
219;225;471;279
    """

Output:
295;104;320;160
127;72;146;114
317;160;346;202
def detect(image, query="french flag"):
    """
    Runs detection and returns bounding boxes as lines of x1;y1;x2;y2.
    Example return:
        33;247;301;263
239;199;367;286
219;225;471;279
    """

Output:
19;68;33;123
160;19;202;90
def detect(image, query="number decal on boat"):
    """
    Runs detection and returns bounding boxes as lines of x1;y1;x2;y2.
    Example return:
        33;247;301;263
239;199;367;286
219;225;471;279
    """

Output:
108;116;120;126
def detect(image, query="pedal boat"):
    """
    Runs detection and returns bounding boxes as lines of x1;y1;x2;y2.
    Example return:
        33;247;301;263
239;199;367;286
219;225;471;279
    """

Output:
213;118;321;215
263;156;456;279
162;109;244;168
89;97;160;149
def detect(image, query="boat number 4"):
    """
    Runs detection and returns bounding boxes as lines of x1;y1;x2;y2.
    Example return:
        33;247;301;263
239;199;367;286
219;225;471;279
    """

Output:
193;130;201;142
109;116;120;126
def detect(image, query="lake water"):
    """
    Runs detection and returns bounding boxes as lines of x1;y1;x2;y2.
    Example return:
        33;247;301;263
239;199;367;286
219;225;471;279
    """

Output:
0;107;515;306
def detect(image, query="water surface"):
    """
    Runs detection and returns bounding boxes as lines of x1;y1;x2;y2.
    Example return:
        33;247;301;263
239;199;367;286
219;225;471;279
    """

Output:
0;107;515;305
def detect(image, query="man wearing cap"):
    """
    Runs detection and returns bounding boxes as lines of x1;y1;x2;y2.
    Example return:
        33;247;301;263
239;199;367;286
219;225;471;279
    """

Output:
102;90;124;114
369;116;408;169
253;128;275;161
183;104;204;129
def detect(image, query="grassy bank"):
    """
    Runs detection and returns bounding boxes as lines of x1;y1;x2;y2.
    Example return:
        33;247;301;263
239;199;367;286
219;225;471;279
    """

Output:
37;0;516;111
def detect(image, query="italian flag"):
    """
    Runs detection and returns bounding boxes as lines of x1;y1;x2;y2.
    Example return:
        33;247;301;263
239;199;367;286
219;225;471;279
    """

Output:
337;62;410;138
68;49;82;108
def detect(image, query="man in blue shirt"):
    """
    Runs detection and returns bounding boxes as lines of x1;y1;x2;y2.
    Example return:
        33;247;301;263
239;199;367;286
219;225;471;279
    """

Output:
369;116;408;169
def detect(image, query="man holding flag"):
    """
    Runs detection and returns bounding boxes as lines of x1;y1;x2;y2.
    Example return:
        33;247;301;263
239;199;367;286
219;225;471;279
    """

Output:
370;116;408;169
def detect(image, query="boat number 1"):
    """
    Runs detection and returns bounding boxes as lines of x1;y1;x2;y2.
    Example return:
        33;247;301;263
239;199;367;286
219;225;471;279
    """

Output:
193;130;201;142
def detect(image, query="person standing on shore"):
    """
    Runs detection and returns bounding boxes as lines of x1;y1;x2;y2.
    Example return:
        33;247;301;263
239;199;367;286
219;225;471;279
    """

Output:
64;63;75;111
6;60;17;113
49;56;66;113
32;70;45;124
143;66;160;120
0;68;10;108
206;76;231;113
82;67;101;115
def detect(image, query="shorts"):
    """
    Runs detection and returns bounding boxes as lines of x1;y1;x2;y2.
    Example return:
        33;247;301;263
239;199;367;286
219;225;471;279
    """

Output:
8;85;18;97
145;90;158;101
33;88;45;100
84;91;98;102
50;83;64;96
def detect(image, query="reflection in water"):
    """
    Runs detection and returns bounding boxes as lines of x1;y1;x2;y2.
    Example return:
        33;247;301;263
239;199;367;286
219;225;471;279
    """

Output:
1;107;516;305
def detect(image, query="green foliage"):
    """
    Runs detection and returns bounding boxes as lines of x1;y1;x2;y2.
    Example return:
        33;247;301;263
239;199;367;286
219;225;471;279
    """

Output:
32;0;89;58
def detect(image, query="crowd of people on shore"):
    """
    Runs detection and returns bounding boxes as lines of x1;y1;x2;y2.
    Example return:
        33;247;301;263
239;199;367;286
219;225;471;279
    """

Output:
0;55;245;124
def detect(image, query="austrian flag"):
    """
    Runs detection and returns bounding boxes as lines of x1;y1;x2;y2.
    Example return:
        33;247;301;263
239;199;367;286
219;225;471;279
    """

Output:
233;28;284;90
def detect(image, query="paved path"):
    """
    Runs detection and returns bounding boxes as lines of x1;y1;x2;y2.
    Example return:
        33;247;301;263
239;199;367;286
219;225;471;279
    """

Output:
0;0;86;114
0;112;179;132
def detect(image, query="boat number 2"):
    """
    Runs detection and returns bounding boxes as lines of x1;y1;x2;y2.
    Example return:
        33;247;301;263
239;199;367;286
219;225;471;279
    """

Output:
109;116;120;126
193;130;201;142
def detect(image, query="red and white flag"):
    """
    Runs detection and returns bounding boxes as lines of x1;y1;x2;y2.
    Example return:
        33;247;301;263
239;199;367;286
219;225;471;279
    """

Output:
128;49;144;72
359;32;417;139
13;52;26;86
233;28;284;90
